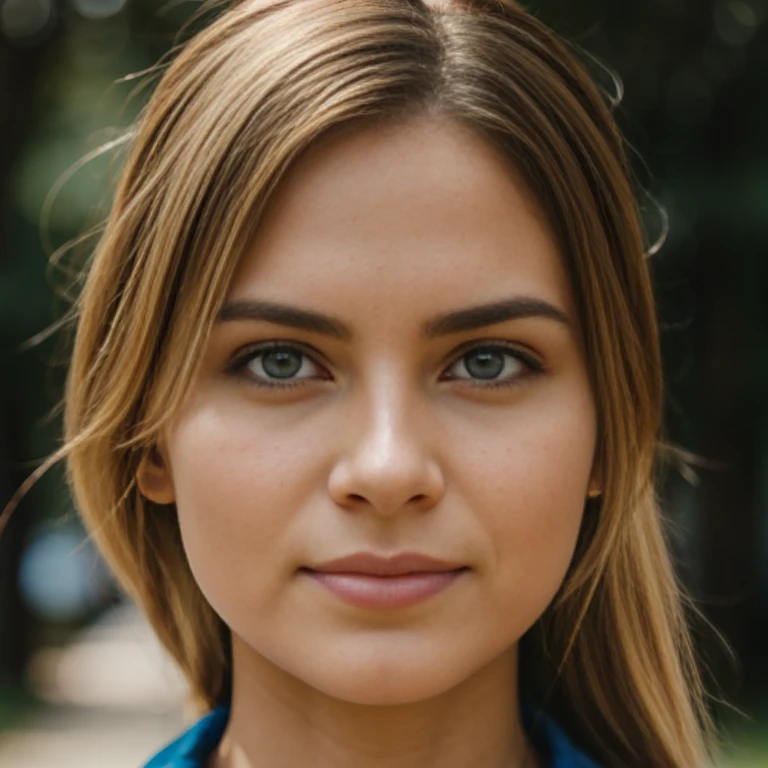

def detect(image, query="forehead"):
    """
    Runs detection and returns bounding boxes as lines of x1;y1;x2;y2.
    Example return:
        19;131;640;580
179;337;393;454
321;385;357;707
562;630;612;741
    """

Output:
230;116;575;325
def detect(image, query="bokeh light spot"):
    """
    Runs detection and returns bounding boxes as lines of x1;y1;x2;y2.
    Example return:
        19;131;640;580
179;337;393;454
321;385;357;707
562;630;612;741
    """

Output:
18;525;108;623
73;0;127;20
714;0;758;45
0;0;52;39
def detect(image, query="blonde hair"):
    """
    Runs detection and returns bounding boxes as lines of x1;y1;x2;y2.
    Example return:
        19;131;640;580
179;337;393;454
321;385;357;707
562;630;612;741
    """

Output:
54;0;716;764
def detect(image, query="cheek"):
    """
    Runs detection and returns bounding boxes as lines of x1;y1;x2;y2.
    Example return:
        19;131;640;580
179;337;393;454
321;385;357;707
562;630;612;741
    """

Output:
454;383;596;626
164;401;322;618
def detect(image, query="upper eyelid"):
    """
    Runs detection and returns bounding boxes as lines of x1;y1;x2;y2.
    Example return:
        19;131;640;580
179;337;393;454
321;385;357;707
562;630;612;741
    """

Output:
446;338;540;361
229;340;329;369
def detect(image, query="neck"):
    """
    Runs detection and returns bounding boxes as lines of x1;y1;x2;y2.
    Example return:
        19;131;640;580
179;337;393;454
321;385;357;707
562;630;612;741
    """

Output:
209;637;539;768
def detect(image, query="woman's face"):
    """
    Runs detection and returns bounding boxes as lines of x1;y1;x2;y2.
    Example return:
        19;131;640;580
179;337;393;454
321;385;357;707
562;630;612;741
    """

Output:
142;116;598;705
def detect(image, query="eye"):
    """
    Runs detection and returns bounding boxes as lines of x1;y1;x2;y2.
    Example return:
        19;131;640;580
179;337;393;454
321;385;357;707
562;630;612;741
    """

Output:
442;343;542;387
229;343;329;387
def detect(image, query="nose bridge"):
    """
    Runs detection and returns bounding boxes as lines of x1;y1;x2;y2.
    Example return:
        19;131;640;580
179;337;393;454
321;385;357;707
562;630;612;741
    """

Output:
355;368;431;483
363;370;416;457
328;366;444;511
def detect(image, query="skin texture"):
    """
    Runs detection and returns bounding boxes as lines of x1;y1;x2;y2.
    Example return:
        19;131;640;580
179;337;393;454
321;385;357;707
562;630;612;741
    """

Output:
140;116;599;768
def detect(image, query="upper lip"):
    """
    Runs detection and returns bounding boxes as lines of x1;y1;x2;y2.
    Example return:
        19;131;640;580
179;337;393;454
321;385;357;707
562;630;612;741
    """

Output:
307;552;466;576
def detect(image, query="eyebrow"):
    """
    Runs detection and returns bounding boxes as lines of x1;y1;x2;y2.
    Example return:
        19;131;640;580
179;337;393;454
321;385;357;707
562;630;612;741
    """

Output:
216;299;352;340
424;297;571;337
215;296;571;339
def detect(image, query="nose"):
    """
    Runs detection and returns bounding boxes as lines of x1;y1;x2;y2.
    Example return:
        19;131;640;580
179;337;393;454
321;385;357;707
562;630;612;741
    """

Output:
327;381;445;515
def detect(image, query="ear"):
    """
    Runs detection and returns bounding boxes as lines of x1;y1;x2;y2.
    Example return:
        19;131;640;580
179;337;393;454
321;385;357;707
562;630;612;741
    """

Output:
136;445;176;505
587;481;602;499
587;456;603;499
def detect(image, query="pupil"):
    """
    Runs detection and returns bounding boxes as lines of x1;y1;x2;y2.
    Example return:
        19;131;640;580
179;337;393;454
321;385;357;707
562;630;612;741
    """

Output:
465;350;504;379
262;349;302;378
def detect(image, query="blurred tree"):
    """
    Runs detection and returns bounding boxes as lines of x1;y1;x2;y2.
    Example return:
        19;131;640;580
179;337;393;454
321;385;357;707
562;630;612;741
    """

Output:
534;0;768;709
0;0;66;689
0;0;189;689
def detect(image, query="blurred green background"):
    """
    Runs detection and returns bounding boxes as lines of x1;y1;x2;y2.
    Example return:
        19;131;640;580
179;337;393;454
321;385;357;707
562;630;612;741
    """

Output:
0;0;766;764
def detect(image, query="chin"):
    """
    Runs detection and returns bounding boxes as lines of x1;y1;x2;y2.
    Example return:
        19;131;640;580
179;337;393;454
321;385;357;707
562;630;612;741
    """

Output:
313;673;459;706
294;647;489;706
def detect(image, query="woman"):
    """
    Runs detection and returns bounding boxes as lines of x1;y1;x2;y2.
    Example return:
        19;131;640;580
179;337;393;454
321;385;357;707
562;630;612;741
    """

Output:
60;0;716;765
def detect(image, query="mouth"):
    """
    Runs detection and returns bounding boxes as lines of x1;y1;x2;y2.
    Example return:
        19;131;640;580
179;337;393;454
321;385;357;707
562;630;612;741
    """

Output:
300;567;470;609
306;551;467;577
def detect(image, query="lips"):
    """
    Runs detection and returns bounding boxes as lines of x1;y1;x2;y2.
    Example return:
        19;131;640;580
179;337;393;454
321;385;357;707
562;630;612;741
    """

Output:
301;552;469;609
306;551;466;576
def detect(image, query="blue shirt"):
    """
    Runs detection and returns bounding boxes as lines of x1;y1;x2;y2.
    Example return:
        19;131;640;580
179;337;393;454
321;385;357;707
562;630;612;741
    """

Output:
143;704;603;767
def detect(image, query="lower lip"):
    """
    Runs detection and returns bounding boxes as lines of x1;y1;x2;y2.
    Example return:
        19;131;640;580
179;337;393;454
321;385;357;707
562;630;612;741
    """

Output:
303;569;468;609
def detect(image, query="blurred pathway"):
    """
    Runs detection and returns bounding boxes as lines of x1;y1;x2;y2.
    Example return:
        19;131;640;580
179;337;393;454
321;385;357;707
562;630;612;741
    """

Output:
0;603;187;768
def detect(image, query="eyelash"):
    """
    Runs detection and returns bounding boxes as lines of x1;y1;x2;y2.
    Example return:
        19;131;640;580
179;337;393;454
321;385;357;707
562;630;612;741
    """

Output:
442;341;544;390
227;340;545;391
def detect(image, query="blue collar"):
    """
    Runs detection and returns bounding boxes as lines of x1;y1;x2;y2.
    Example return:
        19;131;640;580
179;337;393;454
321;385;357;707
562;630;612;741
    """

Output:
144;704;602;768
521;705;603;768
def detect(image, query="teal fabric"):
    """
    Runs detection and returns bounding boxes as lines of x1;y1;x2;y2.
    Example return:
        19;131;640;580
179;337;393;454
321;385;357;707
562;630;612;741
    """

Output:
143;704;603;767
144;707;229;768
